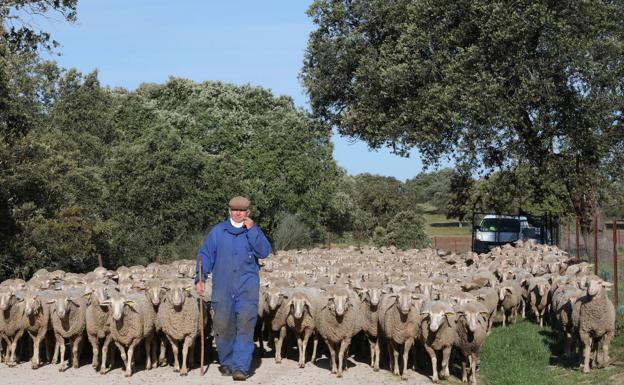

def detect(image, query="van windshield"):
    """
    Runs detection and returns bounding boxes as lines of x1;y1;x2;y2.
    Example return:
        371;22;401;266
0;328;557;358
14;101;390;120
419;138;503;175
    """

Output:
480;218;521;233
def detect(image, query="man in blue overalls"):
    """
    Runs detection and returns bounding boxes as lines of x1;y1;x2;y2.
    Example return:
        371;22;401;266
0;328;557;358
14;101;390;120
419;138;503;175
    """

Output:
196;196;272;380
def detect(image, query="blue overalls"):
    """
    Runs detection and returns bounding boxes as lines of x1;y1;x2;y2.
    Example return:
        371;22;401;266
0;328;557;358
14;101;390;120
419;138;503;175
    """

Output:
196;219;272;373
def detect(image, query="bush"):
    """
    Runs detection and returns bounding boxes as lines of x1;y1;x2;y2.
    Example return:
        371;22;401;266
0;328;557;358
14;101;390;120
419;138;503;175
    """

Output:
273;213;313;251
384;210;430;250
372;226;387;247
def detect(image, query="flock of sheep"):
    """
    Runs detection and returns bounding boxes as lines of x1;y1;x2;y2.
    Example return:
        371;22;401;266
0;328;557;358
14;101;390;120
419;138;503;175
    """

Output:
0;240;617;384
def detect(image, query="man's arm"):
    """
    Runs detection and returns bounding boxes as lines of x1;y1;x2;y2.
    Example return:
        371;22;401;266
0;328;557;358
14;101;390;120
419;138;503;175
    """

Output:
195;230;217;286
246;225;272;259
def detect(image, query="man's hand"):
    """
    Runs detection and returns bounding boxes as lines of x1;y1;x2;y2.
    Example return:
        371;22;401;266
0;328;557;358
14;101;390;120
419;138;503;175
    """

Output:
196;280;205;296
243;216;255;229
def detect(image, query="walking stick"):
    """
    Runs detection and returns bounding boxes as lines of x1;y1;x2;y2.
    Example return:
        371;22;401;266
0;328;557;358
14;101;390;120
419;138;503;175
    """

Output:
196;253;205;376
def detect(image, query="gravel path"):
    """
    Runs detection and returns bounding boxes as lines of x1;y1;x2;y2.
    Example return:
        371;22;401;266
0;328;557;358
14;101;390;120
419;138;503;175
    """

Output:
1;352;433;385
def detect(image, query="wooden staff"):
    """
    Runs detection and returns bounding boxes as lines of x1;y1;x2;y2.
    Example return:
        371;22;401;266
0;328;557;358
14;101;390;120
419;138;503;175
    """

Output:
196;253;205;376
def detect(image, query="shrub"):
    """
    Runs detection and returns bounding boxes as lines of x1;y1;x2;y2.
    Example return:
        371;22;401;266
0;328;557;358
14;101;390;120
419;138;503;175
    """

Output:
273;213;312;251
384;210;430;250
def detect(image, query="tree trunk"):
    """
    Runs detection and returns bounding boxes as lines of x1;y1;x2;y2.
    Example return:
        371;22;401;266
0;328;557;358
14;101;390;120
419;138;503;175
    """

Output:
570;188;603;264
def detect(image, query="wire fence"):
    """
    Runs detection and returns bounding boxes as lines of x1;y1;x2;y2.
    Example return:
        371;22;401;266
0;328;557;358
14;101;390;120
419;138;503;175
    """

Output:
560;217;623;308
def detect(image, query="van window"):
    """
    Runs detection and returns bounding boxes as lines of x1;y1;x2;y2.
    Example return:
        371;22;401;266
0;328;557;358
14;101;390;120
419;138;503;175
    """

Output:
480;218;521;233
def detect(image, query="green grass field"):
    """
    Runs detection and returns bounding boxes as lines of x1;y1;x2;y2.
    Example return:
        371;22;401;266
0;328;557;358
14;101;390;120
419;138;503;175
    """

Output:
423;214;472;237
479;319;624;385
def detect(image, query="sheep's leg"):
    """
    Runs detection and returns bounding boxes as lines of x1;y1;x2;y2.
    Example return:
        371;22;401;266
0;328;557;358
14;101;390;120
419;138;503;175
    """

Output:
188;340;196;369
461;356;468;382
8;329;24;366
374;337;380;372
99;335;112;374
296;335;304;367
125;340;138;377
115;342;128;371
502;309;506;327
581;332;591;374
158;334;167;366
274;326;286;364
167;335;180;372
180;336;192;376
310;332;319;363
29;330;41;369
57;334;68;372
512;306;518;324
144;335;153;371
300;329;312;368
602;331;613;367
402;339;414;381
470;352;478;385
72;334;83;368
326;339;337;374
440;346;451;379
487;315;493;335
87;333;99;370
337;337;351;378
51;336;60;365
424;345;438;383
391;341;400;376
521;300;526;318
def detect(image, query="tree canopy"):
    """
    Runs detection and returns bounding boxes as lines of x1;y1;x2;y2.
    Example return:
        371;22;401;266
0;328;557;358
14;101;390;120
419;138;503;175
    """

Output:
302;0;624;247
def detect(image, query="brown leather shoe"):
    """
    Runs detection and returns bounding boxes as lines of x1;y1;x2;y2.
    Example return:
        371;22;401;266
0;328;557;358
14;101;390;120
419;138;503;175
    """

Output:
218;366;232;376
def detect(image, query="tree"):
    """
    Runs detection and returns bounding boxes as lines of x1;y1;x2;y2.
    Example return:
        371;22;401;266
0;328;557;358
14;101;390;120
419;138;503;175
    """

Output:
352;173;405;230
302;0;624;256
384;210;429;250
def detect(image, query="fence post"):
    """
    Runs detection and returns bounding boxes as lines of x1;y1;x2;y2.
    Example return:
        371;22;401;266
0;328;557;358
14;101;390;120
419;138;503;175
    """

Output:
567;222;571;253
594;216;599;275
614;219;618;308
434;236;437;250
576;217;580;258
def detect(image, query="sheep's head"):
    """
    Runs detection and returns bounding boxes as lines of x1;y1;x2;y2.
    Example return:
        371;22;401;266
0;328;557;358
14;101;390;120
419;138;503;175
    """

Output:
102;293;136;321
394;288;417;315
266;287;288;311
457;302;489;333
288;291;313;320
84;282;109;305
166;280;192;308
144;279;164;306
586;278;612;297
23;291;42;316
47;294;78;319
499;286;514;301
326;287;352;317
421;301;454;332
0;290;15;311
117;280;135;295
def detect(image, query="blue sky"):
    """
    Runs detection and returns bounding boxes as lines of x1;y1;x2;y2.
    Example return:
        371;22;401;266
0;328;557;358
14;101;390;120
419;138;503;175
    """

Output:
38;0;434;181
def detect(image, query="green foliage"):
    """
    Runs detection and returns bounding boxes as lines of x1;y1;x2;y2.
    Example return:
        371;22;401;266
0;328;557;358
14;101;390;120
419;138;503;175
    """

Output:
303;0;624;238
371;226;387;248
273;213;313;251
384;210;429;250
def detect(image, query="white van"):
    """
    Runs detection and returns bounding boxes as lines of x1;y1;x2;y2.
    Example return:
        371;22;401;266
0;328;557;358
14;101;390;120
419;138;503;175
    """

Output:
473;215;531;253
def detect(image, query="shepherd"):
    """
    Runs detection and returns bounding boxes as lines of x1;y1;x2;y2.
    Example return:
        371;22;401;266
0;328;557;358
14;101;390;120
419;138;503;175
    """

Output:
195;196;272;381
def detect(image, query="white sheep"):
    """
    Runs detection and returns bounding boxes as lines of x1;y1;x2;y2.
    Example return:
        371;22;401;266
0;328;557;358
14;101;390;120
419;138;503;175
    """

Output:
157;280;200;376
47;289;88;371
578;277;615;373
102;291;155;377
420;300;457;383
285;286;323;368
454;301;489;385
316;285;361;377
0;289;26;366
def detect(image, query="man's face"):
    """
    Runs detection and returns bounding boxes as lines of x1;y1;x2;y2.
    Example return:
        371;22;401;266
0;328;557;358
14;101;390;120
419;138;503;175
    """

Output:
230;208;249;223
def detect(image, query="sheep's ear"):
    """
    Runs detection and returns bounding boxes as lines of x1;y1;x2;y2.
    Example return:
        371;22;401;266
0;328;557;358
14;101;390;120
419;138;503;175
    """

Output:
602;281;614;288
479;311;490;316
47;298;56;304
125;300;136;309
445;312;455;318
82;292;92;299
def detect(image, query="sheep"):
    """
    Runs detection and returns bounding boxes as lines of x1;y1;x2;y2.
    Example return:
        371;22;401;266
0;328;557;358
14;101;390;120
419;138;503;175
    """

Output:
84;282;113;372
316;286;361;377
143;279;168;368
472;287;498;335
264;285;292;364
528;277;551;327
0;289;26;366
22;290;51;369
47;289;88;371
498;280;523;327
378;287;422;380
578;277;615;373
353;280;385;371
102;291;156;377
284;287;323;368
157;280;200;376
454;301;489;385
550;285;584;361
420;300;457;383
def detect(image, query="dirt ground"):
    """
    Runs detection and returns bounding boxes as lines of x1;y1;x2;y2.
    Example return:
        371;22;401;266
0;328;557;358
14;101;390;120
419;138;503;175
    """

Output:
1;350;434;385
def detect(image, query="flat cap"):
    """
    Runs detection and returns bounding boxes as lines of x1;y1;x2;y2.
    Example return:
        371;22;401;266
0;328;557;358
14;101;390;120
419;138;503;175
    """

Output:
228;196;250;210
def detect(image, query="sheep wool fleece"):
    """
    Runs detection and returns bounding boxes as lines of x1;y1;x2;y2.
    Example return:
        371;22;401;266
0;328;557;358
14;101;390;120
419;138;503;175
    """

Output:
196;219;272;373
